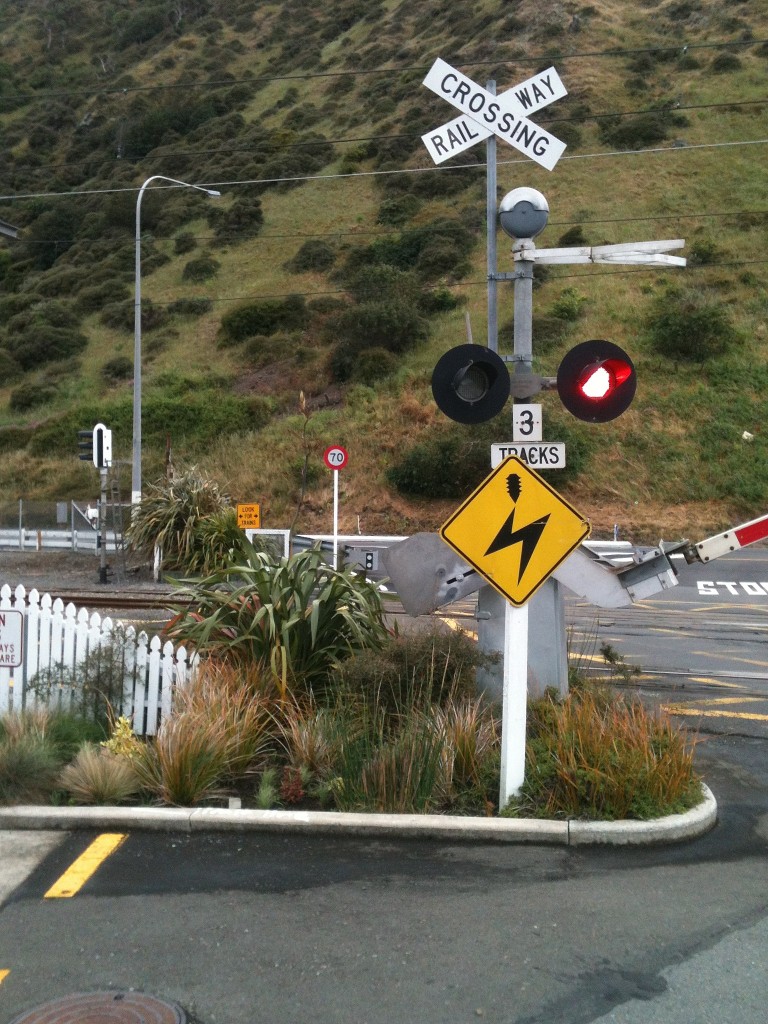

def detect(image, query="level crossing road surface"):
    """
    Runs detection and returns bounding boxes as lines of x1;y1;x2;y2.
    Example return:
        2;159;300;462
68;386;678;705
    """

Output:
442;546;768;738
563;546;768;740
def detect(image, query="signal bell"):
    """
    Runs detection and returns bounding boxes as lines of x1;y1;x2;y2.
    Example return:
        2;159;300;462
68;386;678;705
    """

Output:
431;344;510;424
557;340;637;422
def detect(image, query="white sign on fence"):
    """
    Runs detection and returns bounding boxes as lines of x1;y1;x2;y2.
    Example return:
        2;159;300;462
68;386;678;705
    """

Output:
0;609;23;667
0;584;192;734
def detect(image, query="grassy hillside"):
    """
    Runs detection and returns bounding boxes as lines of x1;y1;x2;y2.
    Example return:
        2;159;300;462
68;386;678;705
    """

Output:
0;0;767;543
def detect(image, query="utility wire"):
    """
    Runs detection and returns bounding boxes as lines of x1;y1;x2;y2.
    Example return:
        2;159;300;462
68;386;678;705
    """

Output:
2;135;768;204
135;258;768;310
16;206;768;249
3;96;765;178
0;36;765;102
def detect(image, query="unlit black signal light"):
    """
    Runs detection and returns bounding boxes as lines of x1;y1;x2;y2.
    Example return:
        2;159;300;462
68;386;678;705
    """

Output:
557;340;636;422
431;344;511;424
77;430;93;462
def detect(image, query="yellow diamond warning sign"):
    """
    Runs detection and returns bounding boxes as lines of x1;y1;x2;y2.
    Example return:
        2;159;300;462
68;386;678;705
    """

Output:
439;456;590;606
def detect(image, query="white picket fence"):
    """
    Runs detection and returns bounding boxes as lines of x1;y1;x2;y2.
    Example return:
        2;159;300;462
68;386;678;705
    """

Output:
0;583;193;736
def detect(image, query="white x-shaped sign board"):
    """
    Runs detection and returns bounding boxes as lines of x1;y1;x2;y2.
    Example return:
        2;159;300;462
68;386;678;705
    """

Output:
422;57;568;171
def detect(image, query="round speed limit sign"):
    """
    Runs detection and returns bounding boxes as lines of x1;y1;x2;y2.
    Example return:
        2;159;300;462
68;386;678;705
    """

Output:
323;445;348;471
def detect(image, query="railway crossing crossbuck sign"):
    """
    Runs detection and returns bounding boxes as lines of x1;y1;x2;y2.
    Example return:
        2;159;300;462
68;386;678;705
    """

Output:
422;57;568;170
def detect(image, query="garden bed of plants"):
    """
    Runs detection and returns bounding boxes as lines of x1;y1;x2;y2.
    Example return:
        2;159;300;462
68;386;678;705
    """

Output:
1;543;703;821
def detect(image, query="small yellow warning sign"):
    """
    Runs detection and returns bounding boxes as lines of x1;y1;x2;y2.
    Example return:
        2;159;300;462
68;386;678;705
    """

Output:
236;503;261;529
440;456;590;606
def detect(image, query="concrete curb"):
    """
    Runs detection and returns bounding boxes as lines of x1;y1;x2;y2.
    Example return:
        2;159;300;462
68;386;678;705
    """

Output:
0;784;717;846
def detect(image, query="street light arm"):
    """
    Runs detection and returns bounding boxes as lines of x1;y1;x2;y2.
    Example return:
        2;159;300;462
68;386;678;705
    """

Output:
135;174;220;246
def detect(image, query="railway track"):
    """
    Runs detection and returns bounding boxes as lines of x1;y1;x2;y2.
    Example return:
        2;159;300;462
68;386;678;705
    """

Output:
44;588;416;619
46;588;183;612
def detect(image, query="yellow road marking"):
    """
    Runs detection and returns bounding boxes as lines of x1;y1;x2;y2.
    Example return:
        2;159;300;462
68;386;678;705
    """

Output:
691;650;768;669
687;677;744;689
440;616;478;640
44;833;127;899
666;696;764;708
665;708;768;722
663;696;768;722
0;969;9;986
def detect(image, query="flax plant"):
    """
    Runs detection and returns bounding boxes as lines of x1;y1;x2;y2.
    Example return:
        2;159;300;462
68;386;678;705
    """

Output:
164;544;390;697
126;468;235;574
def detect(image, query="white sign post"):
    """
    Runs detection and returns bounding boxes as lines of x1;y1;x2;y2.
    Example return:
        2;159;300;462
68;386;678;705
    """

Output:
323;445;348;569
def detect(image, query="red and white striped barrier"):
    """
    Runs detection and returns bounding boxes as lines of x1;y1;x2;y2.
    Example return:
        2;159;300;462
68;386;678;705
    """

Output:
694;513;768;562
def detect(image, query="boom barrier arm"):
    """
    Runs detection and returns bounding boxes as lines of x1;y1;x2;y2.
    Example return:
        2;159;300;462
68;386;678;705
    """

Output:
680;512;768;564
383;512;768;615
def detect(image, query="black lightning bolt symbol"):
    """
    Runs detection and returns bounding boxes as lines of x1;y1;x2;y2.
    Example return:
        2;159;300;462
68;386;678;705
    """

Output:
484;473;550;583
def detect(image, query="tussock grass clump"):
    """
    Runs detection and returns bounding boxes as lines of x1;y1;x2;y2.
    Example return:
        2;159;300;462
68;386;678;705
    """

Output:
434;696;499;796
504;688;702;821
334;625;490;715
324;692;500;816
330;701;447;814
134;662;278;806
133;715;235;807
280;631;502;815
59;744;141;805
0;714;63;805
0;709;105;804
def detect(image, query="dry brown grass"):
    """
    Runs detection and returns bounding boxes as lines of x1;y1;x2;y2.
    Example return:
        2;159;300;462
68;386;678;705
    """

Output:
59;744;141;805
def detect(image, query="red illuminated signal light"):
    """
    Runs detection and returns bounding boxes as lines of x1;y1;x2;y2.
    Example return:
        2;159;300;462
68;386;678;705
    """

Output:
557;341;637;422
577;358;634;400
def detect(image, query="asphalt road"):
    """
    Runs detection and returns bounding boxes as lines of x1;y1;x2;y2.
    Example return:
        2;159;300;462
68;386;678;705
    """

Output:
0;742;766;1024
1;547;767;1023
565;547;768;742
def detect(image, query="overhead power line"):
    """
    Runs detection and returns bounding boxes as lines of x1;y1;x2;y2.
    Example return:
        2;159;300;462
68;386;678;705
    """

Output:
0;36;764;103
15;206;768;250
2;135;768;204
2;96;765;179
132;257;768;311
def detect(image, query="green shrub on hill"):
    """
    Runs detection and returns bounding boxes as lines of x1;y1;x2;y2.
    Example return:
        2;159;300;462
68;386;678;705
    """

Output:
219;294;309;344
285;240;336;273
644;287;742;361
9;380;57;412
0;347;22;383
182;254;221;282
341;218;476;281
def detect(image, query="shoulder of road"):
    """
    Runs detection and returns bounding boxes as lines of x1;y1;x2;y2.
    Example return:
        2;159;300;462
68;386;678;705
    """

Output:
0;783;717;846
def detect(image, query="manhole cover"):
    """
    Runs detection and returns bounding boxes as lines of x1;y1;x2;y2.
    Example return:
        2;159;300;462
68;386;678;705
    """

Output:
8;992;187;1024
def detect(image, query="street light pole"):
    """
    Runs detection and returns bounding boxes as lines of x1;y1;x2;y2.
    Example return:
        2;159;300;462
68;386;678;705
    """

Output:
132;175;221;505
